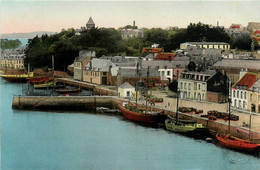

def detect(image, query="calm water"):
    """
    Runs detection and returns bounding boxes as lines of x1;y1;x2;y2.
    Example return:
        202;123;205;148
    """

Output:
1;79;260;170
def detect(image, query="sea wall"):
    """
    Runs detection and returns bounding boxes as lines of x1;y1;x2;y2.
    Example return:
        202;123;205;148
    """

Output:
12;96;119;111
12;95;260;143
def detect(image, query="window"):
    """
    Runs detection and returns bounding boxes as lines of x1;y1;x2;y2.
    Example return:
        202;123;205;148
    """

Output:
176;70;179;77
167;71;170;76
239;100;241;108
234;99;237;107
243;101;246;109
200;75;203;81
202;84;205;91
250;94;253;101
194;92;196;98
202;94;204;100
198;84;201;90
184;83;187;89
241;91;243;99
188;83;191;90
237;91;239;98
180;82;183;89
126;91;130;97
194;82;197;90
162;71;165;76
196;75;199;80
233;90;235;98
188;92;190;98
103;72;107;76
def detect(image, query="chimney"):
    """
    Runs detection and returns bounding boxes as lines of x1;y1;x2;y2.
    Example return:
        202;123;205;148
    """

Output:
133;20;135;27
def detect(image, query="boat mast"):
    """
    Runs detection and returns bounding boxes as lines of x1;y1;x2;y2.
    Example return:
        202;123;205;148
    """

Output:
176;88;179;121
249;111;252;140
228;79;231;134
145;66;150;113
52;55;55;92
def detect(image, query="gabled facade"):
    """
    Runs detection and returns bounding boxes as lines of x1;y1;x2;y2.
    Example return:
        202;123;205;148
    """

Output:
118;82;135;98
178;70;227;102
83;58;118;85
231;73;257;111
86;17;95;29
73;50;95;81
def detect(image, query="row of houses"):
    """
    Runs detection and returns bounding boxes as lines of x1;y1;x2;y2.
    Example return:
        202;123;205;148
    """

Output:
71;50;188;87
0;48;26;70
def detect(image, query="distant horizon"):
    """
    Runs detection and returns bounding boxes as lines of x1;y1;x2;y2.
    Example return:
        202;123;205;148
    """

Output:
1;1;260;34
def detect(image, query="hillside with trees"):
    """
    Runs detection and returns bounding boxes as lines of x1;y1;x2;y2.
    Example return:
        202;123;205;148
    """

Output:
25;22;232;71
1;39;21;49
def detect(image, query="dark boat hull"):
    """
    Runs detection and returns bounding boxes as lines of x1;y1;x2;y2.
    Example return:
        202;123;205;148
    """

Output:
118;104;160;123
216;133;259;152
56;88;81;94
1;76;28;83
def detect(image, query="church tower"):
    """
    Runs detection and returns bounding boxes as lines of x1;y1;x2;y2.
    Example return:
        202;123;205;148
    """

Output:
86;16;95;29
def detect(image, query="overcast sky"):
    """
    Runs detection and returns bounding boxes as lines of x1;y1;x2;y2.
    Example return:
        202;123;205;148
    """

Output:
1;0;260;34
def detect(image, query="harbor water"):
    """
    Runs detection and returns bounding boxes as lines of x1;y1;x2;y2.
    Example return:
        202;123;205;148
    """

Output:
1;79;260;170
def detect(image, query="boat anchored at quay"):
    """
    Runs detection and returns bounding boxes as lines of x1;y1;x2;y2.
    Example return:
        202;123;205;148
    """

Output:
118;102;164;124
165;85;206;133
216;80;260;152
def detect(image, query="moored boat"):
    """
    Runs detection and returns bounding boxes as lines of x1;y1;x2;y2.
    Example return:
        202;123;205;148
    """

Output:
34;81;56;89
0;72;34;83
216;133;259;152
27;76;52;84
118;103;162;123
165;118;205;133
56;87;81;94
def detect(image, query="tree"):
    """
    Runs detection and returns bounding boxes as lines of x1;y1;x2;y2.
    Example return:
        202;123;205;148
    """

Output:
231;34;252;50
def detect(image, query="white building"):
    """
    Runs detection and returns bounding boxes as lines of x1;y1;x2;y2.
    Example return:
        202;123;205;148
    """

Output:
231;73;257;110
118;82;135;99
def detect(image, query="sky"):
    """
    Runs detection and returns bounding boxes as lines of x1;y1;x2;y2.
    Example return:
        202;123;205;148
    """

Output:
1;0;260;34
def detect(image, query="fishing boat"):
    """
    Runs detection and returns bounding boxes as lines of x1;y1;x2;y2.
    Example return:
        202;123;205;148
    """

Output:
216;133;259;152
118;102;162;123
216;80;260;152
27;76;52;84
165;117;205;133
56;87;81;94
0;72;34;83
34;80;56;89
165;88;206;133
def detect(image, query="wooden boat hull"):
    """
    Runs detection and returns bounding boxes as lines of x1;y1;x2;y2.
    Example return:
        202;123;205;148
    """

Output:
27;76;52;84
0;72;34;83
165;119;205;133
216;133;260;152
118;104;159;123
56;88;81;94
34;81;56;89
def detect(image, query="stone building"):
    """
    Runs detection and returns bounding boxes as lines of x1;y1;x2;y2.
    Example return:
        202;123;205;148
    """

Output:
73;50;95;81
0;49;25;70
118;82;135;99
178;70;227;103
248;79;260;113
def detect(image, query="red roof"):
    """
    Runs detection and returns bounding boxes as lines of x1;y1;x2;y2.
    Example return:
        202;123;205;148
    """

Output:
233;73;257;90
252;35;260;41
143;48;163;53
254;30;260;34
155;53;176;61
230;25;241;29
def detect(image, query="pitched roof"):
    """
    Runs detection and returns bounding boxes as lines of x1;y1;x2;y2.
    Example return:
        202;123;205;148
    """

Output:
155;53;176;60
118;82;134;89
233;73;257;90
213;59;260;70
254;30;260;34
142;60;189;69
249;79;260;91
87;17;95;25
188;42;229;45
119;68;160;78
86;58;118;76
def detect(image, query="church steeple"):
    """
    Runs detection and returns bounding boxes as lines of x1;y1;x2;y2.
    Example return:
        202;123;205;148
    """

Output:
86;16;95;29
